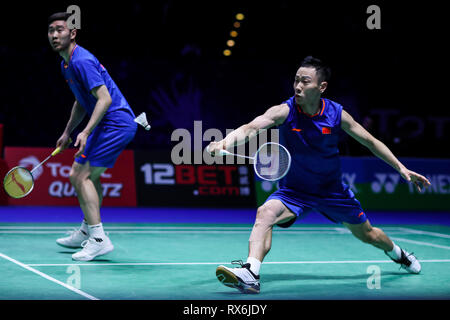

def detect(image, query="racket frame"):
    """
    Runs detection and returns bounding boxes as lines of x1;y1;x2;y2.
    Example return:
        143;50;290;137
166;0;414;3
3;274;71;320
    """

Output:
2;143;67;199
3;166;35;199
253;142;291;181
213;142;291;181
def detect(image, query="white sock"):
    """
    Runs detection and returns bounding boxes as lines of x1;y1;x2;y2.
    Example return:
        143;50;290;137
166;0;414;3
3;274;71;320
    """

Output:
88;223;106;240
387;242;402;260
246;257;261;276
80;219;89;235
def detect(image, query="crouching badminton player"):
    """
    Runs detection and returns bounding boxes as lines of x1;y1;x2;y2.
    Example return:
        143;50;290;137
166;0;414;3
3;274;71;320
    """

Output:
207;56;431;294
48;12;137;261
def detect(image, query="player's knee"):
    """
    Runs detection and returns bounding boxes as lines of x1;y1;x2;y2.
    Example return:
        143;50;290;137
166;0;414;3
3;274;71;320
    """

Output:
358;230;378;244
249;205;277;243
255;205;277;228
69;169;85;188
69;170;79;186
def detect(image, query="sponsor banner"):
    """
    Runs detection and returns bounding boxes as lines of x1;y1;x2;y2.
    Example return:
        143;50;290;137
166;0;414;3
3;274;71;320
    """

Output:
134;150;256;207
0;124;3;157
255;157;450;210
0;158;8;205
341;157;450;210
3;147;136;206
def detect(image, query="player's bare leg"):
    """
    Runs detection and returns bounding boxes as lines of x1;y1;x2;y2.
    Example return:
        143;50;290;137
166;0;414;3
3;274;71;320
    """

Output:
216;200;296;293
70;162;105;225
78;169;103;230
344;220;421;273
248;200;296;261
344;220;393;251
93;177;103;207
56;161;95;248
57;161;113;261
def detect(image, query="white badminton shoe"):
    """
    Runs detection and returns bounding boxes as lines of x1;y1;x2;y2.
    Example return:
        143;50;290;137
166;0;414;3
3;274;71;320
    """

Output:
56;229;89;248
385;248;421;274
72;236;114;261
216;260;260;294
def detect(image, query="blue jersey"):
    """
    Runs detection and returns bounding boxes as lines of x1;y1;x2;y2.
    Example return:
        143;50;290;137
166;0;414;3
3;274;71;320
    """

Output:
61;44;136;129
277;96;346;196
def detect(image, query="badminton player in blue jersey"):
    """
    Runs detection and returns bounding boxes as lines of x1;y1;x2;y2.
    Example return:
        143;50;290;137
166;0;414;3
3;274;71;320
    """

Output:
208;56;431;294
47;12;137;261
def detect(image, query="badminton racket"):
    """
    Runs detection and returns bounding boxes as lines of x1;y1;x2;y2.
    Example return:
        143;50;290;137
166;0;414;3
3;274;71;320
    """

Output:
208;142;291;181
3;139;71;199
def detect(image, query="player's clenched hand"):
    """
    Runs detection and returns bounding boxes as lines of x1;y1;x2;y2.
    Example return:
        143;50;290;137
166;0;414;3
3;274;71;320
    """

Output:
399;167;431;192
206;141;225;157
74;131;89;158
56;133;71;152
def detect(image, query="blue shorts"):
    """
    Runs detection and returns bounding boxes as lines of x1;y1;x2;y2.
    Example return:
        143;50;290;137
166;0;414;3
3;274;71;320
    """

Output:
75;124;136;168
266;187;367;226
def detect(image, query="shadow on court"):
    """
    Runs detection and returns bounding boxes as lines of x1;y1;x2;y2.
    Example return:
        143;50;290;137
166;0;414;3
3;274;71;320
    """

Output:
262;271;410;282
57;251;114;263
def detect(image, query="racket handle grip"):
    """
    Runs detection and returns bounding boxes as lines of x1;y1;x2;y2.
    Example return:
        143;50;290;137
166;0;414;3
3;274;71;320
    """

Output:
52;137;73;156
51;147;62;156
206;145;231;156
218;149;232;156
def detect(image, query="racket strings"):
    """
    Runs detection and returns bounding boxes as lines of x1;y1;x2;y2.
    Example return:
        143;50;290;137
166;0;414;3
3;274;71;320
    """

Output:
3;167;34;198
254;143;291;181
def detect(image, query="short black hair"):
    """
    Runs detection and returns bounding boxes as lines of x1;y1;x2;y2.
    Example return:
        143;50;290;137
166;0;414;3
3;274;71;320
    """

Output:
300;56;331;82
48;12;72;26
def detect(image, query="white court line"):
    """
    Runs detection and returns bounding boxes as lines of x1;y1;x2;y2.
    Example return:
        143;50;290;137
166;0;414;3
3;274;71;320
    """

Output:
2;226;449;249
0;226;418;235
0;252;99;300
27;259;450;267
1;230;423;235
0;230;352;234
0;226;348;230
390;237;450;250
397;227;450;239
0;226;409;231
0;226;429;236
1;226;448;249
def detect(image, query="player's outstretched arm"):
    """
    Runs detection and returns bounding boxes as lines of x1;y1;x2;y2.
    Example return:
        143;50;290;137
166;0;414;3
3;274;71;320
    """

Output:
341;109;431;192
207;103;289;156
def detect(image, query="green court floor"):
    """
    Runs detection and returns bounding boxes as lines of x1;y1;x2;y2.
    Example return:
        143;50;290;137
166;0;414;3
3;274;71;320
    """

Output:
1;224;449;300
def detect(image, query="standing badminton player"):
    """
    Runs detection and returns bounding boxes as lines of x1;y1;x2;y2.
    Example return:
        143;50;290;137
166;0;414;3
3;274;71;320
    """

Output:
207;56;431;293
47;12;137;261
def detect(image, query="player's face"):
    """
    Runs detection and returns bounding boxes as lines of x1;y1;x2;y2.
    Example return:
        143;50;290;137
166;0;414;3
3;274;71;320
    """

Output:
293;67;325;105
48;21;74;52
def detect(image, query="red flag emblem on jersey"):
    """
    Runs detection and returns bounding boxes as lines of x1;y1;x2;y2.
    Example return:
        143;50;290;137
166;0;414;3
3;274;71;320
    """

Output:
322;127;331;134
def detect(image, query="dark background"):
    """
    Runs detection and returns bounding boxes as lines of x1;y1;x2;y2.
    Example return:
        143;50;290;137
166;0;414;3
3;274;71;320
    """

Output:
0;0;448;158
